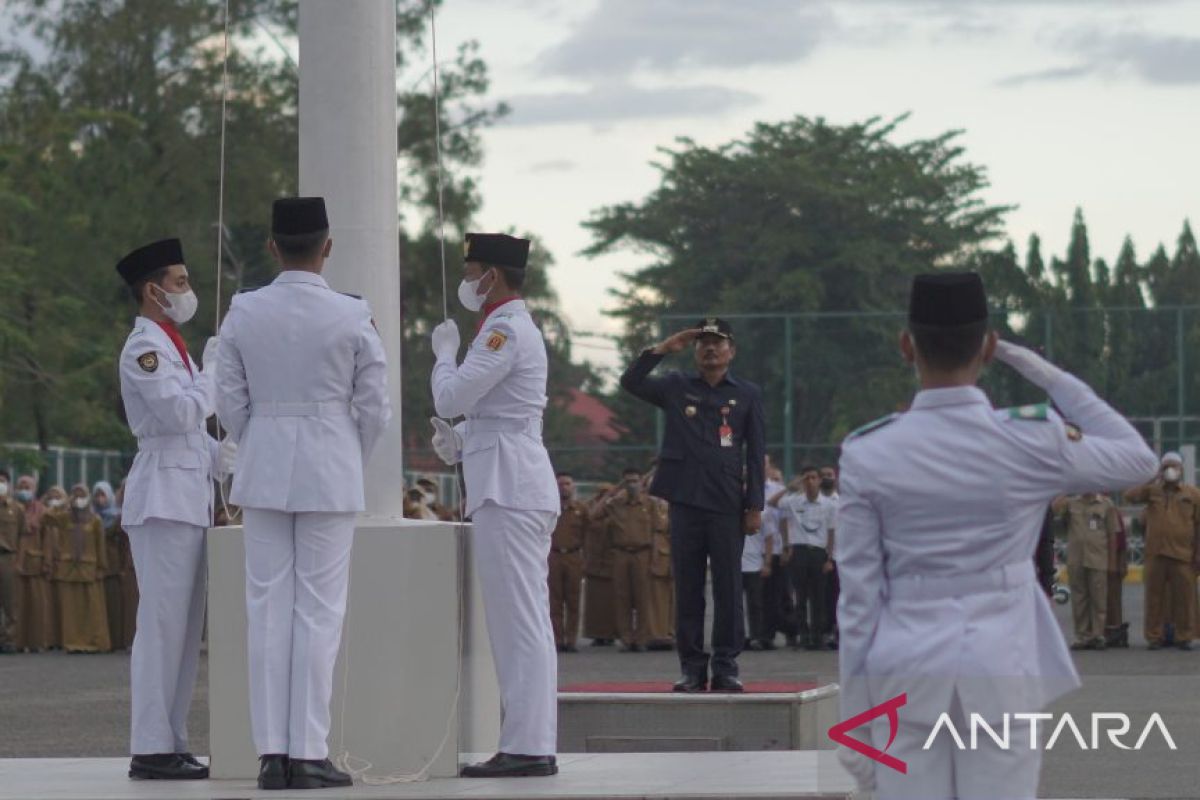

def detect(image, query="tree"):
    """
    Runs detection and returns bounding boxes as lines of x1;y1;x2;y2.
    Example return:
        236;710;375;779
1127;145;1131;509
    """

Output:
584;114;1013;469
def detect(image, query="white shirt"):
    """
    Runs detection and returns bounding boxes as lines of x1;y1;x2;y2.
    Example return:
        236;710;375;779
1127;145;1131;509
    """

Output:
779;492;835;548
760;479;785;559
837;374;1157;729
431;299;558;516
216;270;391;513
119;317;218;528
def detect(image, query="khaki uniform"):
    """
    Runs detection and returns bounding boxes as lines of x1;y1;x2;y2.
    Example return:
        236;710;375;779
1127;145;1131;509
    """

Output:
647;499;674;644
15;500;50;651
1124;481;1200;644
45;510;111;653
583;499;617;641
104;522;137;651
0;498;25;648
548;500;588;648
605;493;656;647
1060;495;1119;643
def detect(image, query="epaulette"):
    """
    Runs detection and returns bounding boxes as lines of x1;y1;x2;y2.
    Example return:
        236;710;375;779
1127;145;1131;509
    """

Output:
1004;403;1049;422
846;413;899;441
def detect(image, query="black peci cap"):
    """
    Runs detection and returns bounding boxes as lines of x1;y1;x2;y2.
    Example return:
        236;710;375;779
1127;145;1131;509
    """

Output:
908;272;989;327
272;197;329;236
695;317;734;340
464;233;530;269
116;238;185;286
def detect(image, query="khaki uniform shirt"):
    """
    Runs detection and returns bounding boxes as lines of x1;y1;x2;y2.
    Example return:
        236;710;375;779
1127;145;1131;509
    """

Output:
1124;481;1200;563
552;500;588;553
0;498;24;553
1062;495;1119;571
606;494;656;550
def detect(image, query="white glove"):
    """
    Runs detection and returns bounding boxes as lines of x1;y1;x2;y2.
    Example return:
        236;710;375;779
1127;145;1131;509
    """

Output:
994;340;1065;392
216;438;238;478
430;417;462;466
837;745;877;794
202;336;220;374
431;320;461;363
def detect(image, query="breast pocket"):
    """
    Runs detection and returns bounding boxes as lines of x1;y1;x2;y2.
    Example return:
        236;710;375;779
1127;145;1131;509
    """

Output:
463;432;500;458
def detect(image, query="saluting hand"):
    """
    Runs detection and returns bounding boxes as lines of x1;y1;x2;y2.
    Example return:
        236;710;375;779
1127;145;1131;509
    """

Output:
652;328;702;355
994;340;1065;392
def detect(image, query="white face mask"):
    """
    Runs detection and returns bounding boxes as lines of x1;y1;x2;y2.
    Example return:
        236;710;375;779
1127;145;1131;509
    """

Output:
47;498;64;510
155;286;198;325
0;482;8;498
72;497;89;510
456;270;492;312
421;490;436;504
1164;466;1181;483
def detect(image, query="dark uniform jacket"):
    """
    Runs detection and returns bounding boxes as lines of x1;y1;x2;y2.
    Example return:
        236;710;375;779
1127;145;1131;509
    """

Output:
620;351;765;514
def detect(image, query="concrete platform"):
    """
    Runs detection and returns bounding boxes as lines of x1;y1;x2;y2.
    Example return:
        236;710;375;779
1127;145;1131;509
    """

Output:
0;754;855;799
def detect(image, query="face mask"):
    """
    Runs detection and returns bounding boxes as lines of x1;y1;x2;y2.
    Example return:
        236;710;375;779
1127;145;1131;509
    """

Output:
72;497;89;510
47;498;64;510
1163;467;1181;483
15;489;33;503
820;478;835;492
456;270;492;312
421;491;436;504
0;482;7;498
155;286;198;324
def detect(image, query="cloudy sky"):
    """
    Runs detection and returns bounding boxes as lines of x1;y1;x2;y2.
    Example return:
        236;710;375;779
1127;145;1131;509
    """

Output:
427;0;1200;371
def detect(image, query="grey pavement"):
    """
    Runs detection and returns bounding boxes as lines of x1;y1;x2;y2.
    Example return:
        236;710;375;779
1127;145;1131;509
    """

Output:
2;584;1198;798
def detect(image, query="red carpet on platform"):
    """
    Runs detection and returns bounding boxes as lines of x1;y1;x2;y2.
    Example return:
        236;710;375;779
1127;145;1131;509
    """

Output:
560;680;819;693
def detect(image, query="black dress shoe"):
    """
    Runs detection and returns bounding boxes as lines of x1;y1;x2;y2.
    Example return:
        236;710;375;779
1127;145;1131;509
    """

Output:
760;639;777;651
461;752;558;778
710;675;744;693
673;674;707;693
257;755;288;790
1178;641;1193;651
177;753;206;769
129;753;209;780
591;638;613;646
289;758;352;789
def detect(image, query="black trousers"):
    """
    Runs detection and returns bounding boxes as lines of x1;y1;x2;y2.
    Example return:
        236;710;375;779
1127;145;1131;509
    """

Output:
669;504;744;679
763;554;796;640
742;571;766;643
824;561;839;636
788;544;827;642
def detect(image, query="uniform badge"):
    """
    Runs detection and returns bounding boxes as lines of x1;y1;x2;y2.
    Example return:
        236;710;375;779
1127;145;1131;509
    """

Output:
1065;423;1083;442
685;405;697;417
137;352;159;373
485;331;508;351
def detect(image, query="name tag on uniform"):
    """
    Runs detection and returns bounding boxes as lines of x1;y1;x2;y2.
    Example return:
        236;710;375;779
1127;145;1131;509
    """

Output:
719;424;733;447
1088;518;1099;531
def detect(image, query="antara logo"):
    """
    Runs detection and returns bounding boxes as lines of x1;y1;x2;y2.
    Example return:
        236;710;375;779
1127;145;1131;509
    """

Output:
827;693;908;774
923;712;1177;752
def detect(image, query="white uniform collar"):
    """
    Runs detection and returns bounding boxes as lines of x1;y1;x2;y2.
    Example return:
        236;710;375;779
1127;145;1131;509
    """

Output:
273;270;330;289
910;385;990;410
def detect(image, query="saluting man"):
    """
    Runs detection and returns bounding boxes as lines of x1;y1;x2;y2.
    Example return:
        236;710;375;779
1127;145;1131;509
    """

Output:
116;238;235;780
835;273;1158;800
216;198;390;791
429;233;560;778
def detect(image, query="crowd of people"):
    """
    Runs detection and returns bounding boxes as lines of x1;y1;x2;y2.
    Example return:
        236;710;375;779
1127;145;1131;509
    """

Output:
0;472;137;655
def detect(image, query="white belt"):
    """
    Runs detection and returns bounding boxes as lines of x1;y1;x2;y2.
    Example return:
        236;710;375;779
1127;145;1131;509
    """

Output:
468;416;543;436
137;433;208;453
251;401;352;418
888;561;1034;601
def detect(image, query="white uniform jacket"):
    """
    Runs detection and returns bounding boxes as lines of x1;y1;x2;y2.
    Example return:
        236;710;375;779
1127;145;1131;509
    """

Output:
119;317;218;529
837;373;1158;725
431;299;558;517
215;270;390;513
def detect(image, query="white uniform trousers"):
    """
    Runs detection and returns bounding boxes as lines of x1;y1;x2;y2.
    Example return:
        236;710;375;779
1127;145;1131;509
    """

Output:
472;502;558;756
126;519;207;755
871;691;1042;800
243;508;355;759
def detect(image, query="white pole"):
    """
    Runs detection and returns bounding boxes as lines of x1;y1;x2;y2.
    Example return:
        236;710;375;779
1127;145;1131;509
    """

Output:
298;0;403;515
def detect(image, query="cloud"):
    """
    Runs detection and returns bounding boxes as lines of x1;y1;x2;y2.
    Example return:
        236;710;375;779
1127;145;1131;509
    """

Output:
995;64;1096;87
536;0;835;78
503;81;759;127
528;159;578;173
996;32;1200;86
